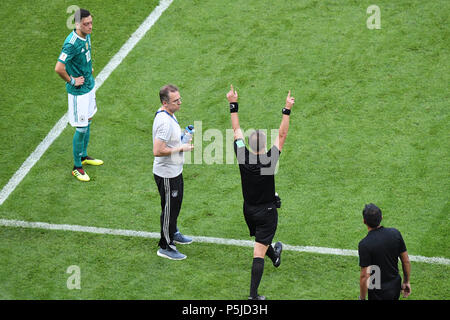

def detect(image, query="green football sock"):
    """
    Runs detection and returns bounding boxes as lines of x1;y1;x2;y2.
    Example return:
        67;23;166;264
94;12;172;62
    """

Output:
82;120;91;158
73;127;87;168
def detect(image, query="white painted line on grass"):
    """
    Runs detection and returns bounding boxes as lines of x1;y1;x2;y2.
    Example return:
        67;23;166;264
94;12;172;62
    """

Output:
0;0;174;206
93;0;173;92
1;218;448;266
0;115;68;205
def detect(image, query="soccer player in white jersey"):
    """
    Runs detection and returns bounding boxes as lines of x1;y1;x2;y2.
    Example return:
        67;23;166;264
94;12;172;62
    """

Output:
55;8;103;182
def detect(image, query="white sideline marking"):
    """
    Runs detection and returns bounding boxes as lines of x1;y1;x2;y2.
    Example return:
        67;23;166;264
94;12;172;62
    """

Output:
0;218;449;266
0;0;174;206
0;115;68;205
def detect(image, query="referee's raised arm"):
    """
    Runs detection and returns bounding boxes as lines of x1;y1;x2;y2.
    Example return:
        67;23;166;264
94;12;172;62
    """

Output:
227;84;244;141
274;90;295;152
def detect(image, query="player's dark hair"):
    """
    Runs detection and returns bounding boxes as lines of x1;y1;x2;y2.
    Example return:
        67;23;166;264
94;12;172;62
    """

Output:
249;130;267;153
75;9;91;24
160;84;179;103
362;203;382;228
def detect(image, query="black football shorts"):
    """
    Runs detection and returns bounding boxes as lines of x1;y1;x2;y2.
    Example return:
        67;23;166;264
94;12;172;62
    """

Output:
243;202;278;245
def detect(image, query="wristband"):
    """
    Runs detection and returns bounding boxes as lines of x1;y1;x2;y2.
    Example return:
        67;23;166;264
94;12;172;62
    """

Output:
69;76;76;86
282;108;291;115
229;102;238;113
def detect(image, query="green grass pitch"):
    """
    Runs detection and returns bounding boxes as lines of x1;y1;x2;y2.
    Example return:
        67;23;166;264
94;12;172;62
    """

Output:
0;0;448;299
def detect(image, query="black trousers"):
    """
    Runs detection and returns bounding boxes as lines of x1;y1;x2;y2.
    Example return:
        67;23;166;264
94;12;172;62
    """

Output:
154;173;184;249
368;276;401;300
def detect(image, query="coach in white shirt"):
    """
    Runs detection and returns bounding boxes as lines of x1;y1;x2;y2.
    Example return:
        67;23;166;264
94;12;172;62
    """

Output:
152;84;194;260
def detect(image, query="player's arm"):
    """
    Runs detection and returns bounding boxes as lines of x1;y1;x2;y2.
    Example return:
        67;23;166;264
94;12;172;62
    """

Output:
227;85;244;140
359;267;370;300
55;44;85;86
153;138;193;157
273;90;295;152
400;251;411;298
55;61;85;86
54;61;71;82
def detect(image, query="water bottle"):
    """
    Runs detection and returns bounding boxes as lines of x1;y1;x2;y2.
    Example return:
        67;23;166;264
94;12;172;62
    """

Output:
181;125;194;144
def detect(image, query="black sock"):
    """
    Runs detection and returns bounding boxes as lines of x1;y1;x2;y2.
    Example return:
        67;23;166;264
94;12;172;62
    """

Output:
250;257;265;298
266;244;276;263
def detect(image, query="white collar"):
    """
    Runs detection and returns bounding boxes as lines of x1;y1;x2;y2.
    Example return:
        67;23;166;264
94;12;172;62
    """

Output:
73;30;87;41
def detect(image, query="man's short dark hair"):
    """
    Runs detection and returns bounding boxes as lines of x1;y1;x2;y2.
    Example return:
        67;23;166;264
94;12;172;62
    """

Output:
75;9;91;24
159;84;179;103
363;203;382;228
249;130;267;153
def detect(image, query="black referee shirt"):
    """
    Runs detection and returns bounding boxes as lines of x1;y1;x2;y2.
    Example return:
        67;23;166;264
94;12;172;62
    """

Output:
358;226;407;285
233;138;280;206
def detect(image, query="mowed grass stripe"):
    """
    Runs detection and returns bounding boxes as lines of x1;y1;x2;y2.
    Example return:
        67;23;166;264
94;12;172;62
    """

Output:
1;218;448;266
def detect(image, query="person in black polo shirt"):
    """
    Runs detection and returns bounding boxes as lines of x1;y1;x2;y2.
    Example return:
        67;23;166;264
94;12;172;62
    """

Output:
358;203;412;300
226;84;295;300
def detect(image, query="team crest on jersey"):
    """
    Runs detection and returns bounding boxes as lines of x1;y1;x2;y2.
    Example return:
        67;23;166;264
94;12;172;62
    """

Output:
86;42;88;50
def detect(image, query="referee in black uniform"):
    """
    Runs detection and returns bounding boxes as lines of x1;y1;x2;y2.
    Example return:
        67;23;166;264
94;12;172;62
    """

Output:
227;85;295;300
358;203;412;300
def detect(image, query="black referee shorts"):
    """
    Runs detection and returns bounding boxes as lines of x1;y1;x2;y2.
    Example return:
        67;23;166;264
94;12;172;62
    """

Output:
243;202;278;245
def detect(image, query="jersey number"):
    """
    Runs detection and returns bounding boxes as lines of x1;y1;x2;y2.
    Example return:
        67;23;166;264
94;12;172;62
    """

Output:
85;51;91;63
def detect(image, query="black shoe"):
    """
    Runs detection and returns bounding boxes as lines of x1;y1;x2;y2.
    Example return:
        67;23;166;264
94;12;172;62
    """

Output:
273;241;283;268
248;295;266;300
